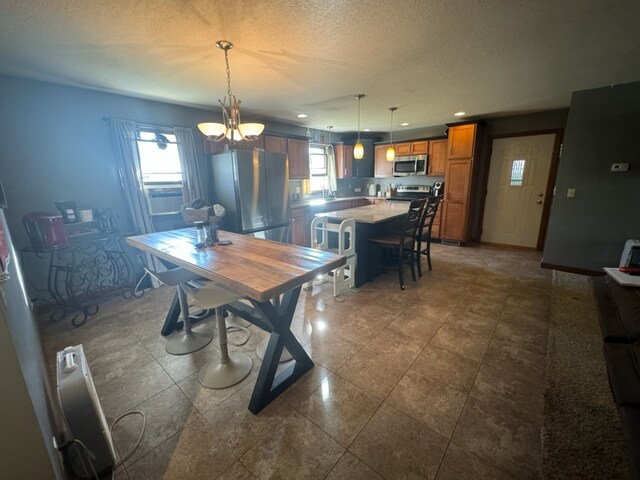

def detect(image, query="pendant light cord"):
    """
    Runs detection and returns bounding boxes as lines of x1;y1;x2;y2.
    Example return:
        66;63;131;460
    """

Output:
357;97;361;143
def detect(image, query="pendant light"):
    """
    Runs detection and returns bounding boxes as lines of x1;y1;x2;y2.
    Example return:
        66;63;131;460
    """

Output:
197;40;264;143
386;107;397;161
353;94;365;160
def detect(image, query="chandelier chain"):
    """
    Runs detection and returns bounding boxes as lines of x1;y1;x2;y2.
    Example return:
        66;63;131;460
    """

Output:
224;47;233;99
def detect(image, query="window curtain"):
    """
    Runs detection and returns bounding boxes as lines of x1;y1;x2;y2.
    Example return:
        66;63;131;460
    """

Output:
109;118;162;284
174;127;206;203
325;145;337;193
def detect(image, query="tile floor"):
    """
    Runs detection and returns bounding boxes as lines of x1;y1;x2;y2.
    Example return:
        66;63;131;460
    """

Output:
39;243;551;480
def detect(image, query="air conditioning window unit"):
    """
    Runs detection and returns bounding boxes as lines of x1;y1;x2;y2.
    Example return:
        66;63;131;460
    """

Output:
57;345;116;478
143;184;184;215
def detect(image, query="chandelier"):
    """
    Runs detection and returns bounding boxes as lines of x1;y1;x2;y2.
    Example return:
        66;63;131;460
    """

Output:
197;41;264;142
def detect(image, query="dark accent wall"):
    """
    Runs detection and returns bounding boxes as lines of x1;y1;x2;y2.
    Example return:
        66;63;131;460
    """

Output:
0;74;310;292
0;74;310;252
543;82;640;272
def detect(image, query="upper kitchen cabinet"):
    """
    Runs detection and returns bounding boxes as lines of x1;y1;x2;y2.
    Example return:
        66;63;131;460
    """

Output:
374;144;393;178
447;124;476;159
263;135;288;153
335;144;353;178
428;139;447;176
287;138;310;179
351;138;375;178
440;122;483;244
395;140;428;156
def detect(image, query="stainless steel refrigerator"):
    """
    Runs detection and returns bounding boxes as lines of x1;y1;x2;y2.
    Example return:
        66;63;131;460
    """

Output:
208;149;291;243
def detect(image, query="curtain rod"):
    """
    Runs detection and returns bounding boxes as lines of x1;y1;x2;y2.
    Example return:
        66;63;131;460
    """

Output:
101;116;192;130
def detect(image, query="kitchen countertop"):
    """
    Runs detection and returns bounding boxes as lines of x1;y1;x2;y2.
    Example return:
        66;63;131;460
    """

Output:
291;196;375;209
315;202;409;224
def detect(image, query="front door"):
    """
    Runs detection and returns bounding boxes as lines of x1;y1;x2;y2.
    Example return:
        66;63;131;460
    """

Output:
481;134;556;248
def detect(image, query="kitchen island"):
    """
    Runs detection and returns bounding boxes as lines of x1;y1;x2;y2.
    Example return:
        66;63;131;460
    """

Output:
315;202;410;286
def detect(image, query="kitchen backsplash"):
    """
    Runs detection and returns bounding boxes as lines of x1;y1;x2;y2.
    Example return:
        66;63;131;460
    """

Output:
289;175;445;201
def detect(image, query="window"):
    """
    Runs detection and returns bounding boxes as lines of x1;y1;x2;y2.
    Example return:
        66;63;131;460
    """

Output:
136;129;182;184
309;145;329;192
510;159;525;186
137;128;184;216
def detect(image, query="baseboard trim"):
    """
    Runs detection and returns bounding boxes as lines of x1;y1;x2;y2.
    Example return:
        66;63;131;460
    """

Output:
540;262;603;276
480;241;538;251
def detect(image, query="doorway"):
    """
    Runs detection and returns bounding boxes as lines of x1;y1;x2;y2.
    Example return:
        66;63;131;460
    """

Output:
481;132;560;249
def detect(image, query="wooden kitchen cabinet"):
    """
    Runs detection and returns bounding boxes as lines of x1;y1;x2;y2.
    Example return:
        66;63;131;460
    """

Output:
395;140;428;156
428;139;447;176
374;144;394;177
290;207;307;246
431;208;443;238
287;138;310;179
440;122;482;243
335;144;353;178
263;135;288;153
447;124;476;159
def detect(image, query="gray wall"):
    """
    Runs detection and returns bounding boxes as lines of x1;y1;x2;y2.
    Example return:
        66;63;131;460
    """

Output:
0;74;311;292
543;82;640;272
0;74;310;251
0;74;214;250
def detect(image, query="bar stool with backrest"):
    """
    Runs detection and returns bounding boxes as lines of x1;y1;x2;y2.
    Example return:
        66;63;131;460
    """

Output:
144;267;214;355
415;196;441;276
368;198;426;290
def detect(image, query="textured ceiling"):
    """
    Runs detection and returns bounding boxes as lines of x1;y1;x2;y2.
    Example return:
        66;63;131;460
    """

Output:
1;0;639;133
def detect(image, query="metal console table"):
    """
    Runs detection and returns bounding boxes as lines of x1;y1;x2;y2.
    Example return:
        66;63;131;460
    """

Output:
21;230;143;326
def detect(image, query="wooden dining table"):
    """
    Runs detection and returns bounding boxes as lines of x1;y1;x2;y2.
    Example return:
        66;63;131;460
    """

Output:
126;228;345;413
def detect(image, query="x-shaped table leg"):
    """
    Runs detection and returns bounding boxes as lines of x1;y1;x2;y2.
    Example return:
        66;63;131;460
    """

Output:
226;286;314;414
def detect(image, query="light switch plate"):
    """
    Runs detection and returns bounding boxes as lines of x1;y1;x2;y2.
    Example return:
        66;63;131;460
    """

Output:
567;188;576;198
611;163;629;172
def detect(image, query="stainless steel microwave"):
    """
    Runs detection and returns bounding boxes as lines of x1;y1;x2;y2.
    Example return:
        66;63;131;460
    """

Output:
393;155;428;176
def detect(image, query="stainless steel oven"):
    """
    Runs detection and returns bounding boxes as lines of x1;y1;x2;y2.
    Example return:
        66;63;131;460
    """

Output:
393;155;428;176
388;185;432;201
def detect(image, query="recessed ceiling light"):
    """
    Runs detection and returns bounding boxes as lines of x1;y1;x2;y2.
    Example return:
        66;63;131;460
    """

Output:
454;111;466;117
363;128;371;132
297;113;308;118
400;122;410;127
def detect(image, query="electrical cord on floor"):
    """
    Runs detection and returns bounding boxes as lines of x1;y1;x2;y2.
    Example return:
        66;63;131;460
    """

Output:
69;438;99;479
62;410;146;480
192;308;252;346
226;324;251;346
133;270;149;297
109;410;146;478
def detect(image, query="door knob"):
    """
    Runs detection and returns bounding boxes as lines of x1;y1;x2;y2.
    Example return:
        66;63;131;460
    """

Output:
536;200;543;204
537;193;543;197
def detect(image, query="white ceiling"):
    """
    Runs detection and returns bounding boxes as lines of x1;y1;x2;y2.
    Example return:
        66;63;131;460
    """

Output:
1;0;639;133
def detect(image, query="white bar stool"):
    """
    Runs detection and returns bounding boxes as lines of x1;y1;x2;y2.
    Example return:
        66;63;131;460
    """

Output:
145;268;214;355
182;280;253;389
